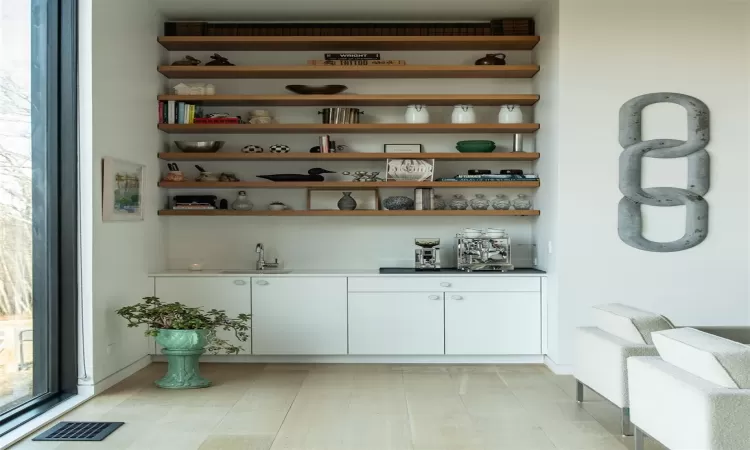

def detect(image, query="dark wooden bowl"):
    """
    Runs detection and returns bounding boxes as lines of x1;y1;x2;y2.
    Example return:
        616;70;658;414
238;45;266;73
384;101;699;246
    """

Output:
285;85;348;95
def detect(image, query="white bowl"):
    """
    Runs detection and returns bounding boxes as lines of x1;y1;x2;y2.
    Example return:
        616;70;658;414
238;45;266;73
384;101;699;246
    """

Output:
463;228;482;238
485;228;506;238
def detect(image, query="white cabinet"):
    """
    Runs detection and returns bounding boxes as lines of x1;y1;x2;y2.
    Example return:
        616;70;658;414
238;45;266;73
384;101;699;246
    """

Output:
445;292;541;355
154;277;252;354
252;277;347;355
348;292;445;355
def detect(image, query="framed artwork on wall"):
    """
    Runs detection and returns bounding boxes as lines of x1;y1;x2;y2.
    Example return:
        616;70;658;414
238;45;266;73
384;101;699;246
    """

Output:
102;157;145;221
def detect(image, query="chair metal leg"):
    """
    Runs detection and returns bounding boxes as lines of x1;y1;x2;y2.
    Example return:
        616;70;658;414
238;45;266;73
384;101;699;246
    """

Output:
576;379;584;403
621;407;633;436
634;426;644;450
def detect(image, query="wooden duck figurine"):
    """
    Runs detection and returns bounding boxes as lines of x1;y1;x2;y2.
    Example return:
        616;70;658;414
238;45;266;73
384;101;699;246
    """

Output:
257;168;335;182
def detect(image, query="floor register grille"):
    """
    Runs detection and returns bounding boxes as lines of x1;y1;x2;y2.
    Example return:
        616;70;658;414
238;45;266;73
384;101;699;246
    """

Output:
32;421;124;441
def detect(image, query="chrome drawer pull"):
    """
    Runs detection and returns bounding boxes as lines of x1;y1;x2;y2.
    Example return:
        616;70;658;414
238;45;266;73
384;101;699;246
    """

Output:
256;280;269;286
428;295;441;300
234;280;247;286
440;282;451;287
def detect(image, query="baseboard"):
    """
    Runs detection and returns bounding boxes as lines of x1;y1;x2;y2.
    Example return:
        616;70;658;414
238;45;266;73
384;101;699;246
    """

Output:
152;354;545;364
544;356;573;374
78;354;152;395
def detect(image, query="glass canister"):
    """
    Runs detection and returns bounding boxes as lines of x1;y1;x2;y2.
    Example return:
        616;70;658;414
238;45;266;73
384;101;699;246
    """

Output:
432;194;447;210
469;194;490;210
491;194;511;210
512;193;532;210
449;194;469;210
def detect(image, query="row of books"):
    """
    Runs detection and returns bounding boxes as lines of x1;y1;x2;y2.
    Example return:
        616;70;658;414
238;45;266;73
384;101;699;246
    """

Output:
437;174;540;182
312;53;406;66
158;101;202;124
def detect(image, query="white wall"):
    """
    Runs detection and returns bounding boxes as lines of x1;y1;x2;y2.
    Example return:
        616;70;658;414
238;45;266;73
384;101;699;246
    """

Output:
163;50;541;270
80;0;166;384
531;0;561;360
550;0;750;365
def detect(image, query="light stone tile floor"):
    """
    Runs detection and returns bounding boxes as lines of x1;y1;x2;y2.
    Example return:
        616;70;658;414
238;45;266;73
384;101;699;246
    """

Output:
12;363;669;450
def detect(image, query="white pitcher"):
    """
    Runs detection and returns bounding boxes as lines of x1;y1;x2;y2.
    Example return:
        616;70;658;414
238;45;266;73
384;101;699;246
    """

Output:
405;105;429;124
499;105;523;123
451;105;476;124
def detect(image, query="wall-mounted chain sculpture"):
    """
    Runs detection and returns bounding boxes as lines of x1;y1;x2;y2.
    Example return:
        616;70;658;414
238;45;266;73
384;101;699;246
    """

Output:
618;93;710;252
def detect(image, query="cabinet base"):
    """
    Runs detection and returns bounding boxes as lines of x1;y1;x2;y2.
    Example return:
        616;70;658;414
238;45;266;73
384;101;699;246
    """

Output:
152;354;544;365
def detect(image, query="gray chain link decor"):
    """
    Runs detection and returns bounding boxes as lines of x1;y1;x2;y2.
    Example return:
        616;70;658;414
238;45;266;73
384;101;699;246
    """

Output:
618;93;710;252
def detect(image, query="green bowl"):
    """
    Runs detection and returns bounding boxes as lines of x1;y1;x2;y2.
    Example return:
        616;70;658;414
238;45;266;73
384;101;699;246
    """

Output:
456;140;496;153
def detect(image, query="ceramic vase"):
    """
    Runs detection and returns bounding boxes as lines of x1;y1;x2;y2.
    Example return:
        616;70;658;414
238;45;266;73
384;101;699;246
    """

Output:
499;105;524;124
469;194;490;210
451;105;476;124
449;194;469;210
433;195;447;210
337;192;357;210
405;105;429;124
154;329;211;389
512;193;532;210
232;191;253;210
491;194;511;210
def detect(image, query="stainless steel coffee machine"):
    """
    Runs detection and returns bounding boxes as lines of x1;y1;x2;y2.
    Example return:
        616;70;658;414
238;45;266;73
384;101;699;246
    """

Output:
415;238;441;271
456;232;514;272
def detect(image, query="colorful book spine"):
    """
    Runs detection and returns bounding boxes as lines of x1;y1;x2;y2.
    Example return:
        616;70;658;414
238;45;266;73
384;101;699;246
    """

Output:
167;101;176;124
158;102;164;124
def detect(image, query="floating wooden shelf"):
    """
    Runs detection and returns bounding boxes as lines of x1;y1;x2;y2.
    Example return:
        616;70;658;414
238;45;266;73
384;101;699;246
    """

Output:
158;152;541;162
158;36;540;51
156;94;540;107
157;123;540;134
159;209;541;217
158;181;540;189
157;65;540;79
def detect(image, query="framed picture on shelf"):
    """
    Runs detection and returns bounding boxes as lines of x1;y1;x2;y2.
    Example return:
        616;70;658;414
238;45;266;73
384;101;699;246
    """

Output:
386;159;435;182
307;189;380;211
102;157;145;221
384;144;422;153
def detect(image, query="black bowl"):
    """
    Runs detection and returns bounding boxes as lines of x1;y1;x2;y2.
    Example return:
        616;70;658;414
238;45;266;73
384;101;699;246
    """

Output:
286;84;348;95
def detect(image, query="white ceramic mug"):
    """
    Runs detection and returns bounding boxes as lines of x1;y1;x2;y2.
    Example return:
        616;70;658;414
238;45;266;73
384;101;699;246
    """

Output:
451;105;476;124
405;105;429;124
499;105;524;123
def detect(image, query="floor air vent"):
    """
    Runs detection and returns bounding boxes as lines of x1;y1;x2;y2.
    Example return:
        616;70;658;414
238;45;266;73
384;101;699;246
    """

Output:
33;422;124;441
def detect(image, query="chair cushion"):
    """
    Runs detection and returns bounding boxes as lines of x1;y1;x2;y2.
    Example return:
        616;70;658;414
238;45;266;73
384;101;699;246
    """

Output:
592;303;674;345
653;327;750;389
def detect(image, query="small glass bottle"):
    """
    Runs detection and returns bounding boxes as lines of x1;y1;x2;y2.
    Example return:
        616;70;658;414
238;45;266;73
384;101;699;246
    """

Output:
232;191;253;211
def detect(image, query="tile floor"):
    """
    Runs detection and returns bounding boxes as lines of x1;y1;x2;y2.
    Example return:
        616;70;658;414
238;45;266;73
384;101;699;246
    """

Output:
12;363;668;450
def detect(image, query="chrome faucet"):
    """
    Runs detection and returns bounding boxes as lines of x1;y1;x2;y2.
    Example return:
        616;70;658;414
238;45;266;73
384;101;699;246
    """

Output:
255;243;279;271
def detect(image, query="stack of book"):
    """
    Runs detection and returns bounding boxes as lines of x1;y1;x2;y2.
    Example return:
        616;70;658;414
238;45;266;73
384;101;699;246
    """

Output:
158;101;201;124
308;53;406;66
437;174;540;182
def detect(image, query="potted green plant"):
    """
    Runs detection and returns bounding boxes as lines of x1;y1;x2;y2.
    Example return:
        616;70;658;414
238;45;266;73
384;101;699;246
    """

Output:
116;296;250;389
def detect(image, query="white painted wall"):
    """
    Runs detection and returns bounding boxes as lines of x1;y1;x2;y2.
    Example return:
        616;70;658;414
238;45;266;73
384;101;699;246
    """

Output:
549;0;750;365
163;50;541;270
531;0;560;360
80;0;166;385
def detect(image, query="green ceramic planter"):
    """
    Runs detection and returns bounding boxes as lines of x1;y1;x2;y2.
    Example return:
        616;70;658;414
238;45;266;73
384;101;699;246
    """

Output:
154;329;211;389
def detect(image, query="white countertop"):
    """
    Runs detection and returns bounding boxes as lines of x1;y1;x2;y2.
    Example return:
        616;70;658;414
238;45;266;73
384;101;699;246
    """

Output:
149;269;546;278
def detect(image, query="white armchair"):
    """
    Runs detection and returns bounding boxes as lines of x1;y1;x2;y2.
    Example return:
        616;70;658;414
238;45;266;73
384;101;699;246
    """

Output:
628;328;750;450
574;303;673;435
573;303;750;436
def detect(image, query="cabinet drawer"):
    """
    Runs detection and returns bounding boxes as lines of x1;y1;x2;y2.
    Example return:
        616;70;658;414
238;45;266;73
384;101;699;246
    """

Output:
348;276;540;293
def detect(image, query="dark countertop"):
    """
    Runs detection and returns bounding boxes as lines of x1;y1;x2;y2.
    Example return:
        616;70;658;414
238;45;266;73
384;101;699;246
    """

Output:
379;267;546;275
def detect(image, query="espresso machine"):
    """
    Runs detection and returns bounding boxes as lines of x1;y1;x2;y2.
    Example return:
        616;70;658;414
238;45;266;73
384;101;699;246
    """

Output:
414;239;441;271
456;233;514;272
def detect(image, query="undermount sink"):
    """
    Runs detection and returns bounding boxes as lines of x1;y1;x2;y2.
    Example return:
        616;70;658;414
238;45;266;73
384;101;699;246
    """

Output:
220;269;292;274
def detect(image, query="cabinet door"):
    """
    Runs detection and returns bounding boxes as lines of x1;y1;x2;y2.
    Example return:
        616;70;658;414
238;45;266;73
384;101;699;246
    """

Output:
348;292;445;355
445;292;541;355
154;277;252;355
252;277;347;355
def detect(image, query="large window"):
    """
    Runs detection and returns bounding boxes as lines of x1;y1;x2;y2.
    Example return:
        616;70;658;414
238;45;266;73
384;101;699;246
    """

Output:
0;0;77;433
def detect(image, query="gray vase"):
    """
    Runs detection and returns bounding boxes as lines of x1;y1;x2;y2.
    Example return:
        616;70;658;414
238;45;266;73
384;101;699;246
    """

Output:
337;192;357;210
